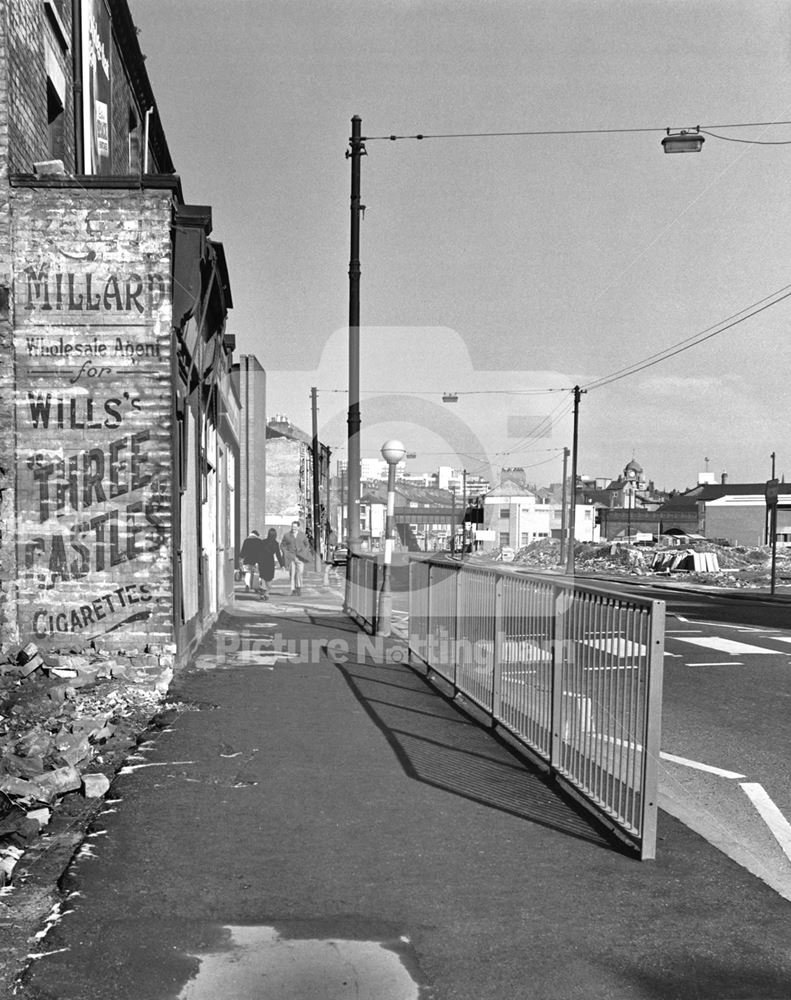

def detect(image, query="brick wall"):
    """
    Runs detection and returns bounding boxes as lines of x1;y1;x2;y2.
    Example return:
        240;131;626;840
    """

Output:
2;0;148;176
265;439;306;527
9;183;175;660
6;0;49;174
233;356;267;540
0;2;17;644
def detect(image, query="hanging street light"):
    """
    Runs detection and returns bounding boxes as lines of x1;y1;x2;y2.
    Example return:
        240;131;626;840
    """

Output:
661;128;705;154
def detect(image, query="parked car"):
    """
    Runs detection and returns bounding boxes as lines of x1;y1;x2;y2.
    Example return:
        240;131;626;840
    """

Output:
332;542;349;566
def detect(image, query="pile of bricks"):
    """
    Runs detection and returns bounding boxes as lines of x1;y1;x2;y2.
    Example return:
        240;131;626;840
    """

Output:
0;642;169;884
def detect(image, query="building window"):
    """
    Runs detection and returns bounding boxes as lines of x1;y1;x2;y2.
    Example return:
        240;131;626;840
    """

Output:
128;107;141;173
499;531;510;547
520;532;529;547
499;507;510;519
46;77;65;160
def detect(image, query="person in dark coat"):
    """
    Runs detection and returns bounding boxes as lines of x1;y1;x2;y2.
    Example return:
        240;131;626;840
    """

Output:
258;528;285;600
239;530;264;592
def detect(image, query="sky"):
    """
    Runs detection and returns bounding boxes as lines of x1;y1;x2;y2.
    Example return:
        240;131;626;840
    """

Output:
132;0;791;492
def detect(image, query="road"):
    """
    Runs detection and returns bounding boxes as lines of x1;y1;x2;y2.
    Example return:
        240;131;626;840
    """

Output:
586;578;791;900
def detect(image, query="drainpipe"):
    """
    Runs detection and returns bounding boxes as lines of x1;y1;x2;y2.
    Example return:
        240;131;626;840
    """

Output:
143;108;153;173
71;0;84;172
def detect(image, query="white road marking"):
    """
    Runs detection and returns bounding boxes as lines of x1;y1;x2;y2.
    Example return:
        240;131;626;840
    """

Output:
660;752;745;779
583;637;647;657
740;783;791;862
674;636;779;655
666;628;703;634
771;637;791;645
502;639;551;662
584;664;639;671
686;619;767;634
600;734;642;751
686;661;744;667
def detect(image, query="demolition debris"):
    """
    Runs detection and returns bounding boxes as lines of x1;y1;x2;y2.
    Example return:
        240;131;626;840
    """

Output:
0;641;171;885
508;537;791;587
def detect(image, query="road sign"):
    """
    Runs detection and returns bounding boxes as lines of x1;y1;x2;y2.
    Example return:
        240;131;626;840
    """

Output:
765;478;780;506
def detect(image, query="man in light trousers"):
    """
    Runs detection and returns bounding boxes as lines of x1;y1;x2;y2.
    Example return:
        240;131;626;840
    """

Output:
281;520;312;596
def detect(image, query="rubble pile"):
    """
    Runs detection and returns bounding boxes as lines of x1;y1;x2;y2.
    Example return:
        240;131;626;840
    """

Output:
511;538;560;568
0;642;170;885
507;538;791;588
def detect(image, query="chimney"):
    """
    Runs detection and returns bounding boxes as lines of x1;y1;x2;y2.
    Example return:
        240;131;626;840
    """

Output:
721;471;728;485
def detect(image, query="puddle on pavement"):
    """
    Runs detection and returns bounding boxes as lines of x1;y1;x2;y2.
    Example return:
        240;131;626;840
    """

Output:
177;924;423;1000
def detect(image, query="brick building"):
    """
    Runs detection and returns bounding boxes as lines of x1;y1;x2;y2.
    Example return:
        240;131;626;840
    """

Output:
231;354;267;547
265;416;330;554
0;0;238;674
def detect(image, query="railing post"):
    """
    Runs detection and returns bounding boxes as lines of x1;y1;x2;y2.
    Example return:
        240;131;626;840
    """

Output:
452;559;461;688
407;559;414;664
371;557;379;634
639;598;666;860
426;560;433;671
491;573;504;720
550;580;567;770
344;553;353;615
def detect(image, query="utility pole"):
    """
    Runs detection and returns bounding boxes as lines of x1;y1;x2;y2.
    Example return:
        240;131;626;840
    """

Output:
565;386;583;575
324;446;332;559
559;446;569;565
461;468;468;558
347;116;365;553
310;387;322;571
341;464;346;540
449;485;456;554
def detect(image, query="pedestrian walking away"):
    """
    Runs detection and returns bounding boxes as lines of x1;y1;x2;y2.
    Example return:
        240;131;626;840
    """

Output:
258;528;285;600
239;529;264;592
281;520;312;596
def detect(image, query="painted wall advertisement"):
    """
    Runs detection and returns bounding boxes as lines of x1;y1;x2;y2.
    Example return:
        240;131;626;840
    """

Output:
81;0;112;174
13;202;174;652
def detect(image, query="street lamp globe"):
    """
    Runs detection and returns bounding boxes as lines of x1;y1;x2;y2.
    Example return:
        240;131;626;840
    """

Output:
381;440;406;466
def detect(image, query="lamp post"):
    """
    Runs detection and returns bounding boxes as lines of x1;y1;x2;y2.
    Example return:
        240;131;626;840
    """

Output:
377;439;406;637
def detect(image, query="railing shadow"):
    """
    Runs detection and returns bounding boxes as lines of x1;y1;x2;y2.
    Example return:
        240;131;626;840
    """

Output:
336;655;626;851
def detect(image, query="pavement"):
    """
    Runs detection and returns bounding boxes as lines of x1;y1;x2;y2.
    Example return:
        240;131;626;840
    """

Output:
185;569;791;996
6;564;791;998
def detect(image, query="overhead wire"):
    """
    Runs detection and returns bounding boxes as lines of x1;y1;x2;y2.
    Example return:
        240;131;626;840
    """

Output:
318;387;566;396
700;129;791;146
583;282;791;392
361;119;791;142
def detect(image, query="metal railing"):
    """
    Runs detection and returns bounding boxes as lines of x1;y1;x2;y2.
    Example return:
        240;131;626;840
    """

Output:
407;556;665;859
345;552;380;633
